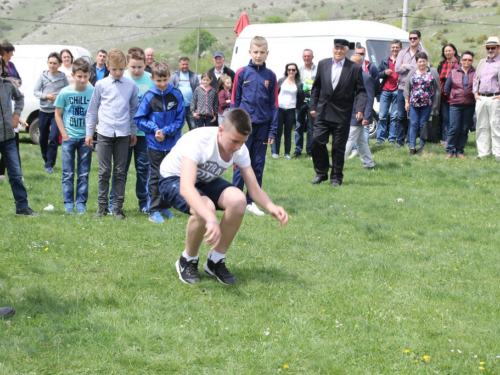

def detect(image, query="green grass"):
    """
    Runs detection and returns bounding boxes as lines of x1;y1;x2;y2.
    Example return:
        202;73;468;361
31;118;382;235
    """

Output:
1;132;500;373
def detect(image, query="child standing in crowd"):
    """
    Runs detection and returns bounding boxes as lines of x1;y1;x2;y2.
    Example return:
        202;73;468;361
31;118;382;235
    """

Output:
217;74;232;126
231;36;278;217
54;58;94;214
134;62;185;223
191;72;217;128
85;49;139;220
109;47;151;214
34;52;69;174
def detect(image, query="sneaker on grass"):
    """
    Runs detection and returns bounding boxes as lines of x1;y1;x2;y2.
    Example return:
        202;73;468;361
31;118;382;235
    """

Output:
94;207;110;218
0;307;15;319
203;258;237;285
175;256;200;285
245;202;265;216
149;211;165;223
15;207;40;216
161;209;174;219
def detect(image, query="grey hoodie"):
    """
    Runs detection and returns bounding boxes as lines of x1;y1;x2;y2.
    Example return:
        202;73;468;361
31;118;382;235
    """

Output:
0;77;24;142
33;71;69;113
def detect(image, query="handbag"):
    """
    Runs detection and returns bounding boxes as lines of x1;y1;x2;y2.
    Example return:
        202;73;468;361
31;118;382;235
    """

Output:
421;115;441;143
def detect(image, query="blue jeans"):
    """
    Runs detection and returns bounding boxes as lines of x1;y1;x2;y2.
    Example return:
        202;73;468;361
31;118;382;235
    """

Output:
110;135;149;210
295;103;312;155
272;108;295;155
185;110;197;131
409;105;432;149
196;115;215;128
441;101;450;142
0;137;28;210
446;105;475;155
377;90;398;142
38;111;60;168
61;138;92;209
396;89;408;145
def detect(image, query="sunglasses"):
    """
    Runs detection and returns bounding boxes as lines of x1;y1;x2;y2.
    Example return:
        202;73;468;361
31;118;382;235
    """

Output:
288;69;297;72
409;37;419;41
486;46;497;51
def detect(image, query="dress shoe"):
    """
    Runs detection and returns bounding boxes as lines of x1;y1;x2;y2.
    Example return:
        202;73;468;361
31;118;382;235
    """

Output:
292;152;301;158
445;154;453;159
311;176;327;184
331;181;341;187
457;154;466;159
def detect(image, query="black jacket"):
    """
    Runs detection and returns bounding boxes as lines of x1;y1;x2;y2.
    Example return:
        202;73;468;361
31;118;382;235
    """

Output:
89;63;110;86
277;77;305;109
208;66;235;89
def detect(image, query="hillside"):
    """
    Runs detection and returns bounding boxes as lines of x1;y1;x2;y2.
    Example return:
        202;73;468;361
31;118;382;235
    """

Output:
1;0;499;69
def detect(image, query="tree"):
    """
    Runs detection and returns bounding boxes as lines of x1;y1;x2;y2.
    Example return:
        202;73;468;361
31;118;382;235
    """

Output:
441;0;458;8
179;29;217;58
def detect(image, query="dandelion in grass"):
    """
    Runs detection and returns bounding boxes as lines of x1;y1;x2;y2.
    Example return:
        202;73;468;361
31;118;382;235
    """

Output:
45;247;49;251
480;362;485;365
404;349;411;354
479;367;484;370
284;364;289;369
423;355;430;363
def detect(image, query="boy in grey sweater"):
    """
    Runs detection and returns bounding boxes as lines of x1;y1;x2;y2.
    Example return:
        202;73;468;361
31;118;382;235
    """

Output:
0;77;38;216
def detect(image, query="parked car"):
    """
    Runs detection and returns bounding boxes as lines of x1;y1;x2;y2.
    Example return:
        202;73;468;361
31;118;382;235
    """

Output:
11;44;93;144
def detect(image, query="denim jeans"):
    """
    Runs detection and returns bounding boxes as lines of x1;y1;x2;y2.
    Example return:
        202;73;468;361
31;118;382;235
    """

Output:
409;105;432;149
185;110;197;131
61;138;92;209
196;115;214;128
446;105;475;155
38;111;60;168
272;108;295;155
377;90;398;143
396;89;409;145
295;103;313;155
0;137;28;210
441;101;450;142
110;135;149;210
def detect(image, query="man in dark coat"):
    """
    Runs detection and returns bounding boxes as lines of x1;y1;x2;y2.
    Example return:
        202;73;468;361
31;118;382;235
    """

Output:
309;39;367;187
208;51;235;88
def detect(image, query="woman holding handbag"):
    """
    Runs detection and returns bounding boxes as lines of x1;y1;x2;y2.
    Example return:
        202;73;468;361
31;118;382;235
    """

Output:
443;51;476;159
404;52;441;155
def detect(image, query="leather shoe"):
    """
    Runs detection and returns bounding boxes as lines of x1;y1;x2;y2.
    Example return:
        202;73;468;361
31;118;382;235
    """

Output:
311;176;327;184
292;152;301;158
331;181;341;187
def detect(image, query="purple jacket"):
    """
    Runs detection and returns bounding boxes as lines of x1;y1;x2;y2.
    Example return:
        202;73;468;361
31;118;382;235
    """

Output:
444;67;476;106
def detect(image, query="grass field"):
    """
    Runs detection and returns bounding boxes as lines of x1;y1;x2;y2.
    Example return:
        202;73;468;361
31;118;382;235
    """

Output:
1;132;500;373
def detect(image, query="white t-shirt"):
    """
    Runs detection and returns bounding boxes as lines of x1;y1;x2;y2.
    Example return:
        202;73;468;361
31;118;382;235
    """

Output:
160;127;251;184
278;79;297;109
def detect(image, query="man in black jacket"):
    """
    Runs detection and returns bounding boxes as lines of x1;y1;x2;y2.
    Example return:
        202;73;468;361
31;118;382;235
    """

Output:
89;50;109;86
309;39;367;187
208;51;235;88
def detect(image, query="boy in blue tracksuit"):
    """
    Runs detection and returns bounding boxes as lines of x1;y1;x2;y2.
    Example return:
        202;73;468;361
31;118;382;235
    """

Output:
231;36;278;216
134;62;185;223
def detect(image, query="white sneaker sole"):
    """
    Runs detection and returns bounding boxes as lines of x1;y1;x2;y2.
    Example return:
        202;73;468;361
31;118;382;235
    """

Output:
203;262;232;285
175;260;197;285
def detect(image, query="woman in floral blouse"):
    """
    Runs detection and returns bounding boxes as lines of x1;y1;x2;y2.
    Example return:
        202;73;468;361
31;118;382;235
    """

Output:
404;52;441;155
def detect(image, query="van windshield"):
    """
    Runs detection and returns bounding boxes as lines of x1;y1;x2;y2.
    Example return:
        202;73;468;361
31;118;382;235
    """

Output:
365;40;410;67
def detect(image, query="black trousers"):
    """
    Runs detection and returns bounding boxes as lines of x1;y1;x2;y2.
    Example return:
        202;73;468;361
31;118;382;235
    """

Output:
311;119;350;183
147;148;170;212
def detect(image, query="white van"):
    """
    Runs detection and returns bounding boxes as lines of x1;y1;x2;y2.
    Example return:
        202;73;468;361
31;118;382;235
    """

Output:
11;45;93;143
230;20;410;137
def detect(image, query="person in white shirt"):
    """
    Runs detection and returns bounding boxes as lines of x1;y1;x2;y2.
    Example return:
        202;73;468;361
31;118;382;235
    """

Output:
159;108;288;286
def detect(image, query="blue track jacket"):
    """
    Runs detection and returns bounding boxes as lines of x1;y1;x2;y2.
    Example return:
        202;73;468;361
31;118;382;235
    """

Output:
231;60;278;139
134;84;185;152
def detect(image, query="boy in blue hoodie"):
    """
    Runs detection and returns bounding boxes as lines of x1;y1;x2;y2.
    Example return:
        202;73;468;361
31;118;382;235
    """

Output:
134;62;185;223
231;36;278;217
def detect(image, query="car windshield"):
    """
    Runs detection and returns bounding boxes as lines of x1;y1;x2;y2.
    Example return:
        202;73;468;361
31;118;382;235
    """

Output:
365;40;410;67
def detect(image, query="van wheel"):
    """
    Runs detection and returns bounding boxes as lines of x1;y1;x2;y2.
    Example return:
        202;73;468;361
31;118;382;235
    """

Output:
29;118;40;144
369;110;379;139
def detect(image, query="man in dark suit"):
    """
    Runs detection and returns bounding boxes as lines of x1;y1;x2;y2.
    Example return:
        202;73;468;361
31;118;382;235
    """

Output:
309;39;367;187
208;51;235;88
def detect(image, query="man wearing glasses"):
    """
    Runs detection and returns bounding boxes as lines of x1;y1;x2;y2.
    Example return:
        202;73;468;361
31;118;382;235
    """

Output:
473;36;500;160
394;30;429;148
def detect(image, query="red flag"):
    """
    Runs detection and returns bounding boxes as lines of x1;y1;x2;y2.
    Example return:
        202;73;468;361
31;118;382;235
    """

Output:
234;12;250;38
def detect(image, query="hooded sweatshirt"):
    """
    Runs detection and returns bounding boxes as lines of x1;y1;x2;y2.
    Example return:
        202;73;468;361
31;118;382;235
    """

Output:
33;71;69;113
134;83;185;152
0;77;24;142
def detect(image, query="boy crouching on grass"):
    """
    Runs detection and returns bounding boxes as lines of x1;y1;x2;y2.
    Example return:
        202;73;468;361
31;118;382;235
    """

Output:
158;108;288;285
55;58;94;214
134;61;185;224
85;48;139;220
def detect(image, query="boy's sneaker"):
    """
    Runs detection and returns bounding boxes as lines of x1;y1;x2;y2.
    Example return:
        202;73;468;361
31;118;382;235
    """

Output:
94;207;110;218
284;154;291;159
140;206;149;214
15;206;40;217
65;207;74;214
246;203;265;216
272;153;279;159
161;209;174;219
46;167;54;174
348;150;359;159
149;211;165;223
203;258;237;285
175;256;201;285
76;205;86;214
113;209;126;220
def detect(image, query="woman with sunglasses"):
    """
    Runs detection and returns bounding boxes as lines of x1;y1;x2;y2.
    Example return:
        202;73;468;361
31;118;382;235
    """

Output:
404;52;440;155
271;63;304;159
443;51;476;159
